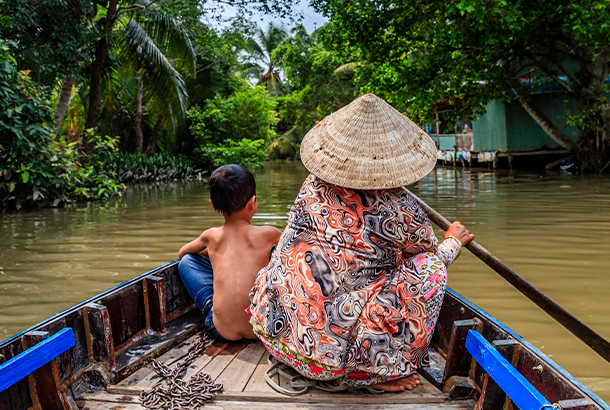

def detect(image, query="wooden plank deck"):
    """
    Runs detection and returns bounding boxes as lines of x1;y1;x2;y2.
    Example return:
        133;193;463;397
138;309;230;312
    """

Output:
78;331;472;409
77;393;477;410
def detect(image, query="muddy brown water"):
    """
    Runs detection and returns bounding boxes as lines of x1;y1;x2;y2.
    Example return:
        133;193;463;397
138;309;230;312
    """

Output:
1;161;609;400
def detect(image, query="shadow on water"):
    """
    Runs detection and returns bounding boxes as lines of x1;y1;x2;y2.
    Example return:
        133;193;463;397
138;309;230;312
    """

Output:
0;161;608;399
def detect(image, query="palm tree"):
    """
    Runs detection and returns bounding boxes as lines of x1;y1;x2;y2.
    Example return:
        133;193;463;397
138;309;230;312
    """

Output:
240;22;288;96
119;10;195;154
78;0;195;151
94;65;169;156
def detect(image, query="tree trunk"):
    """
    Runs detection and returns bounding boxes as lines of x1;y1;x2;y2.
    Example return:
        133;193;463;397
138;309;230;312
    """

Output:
135;76;144;153
83;0;119;152
54;75;75;135
145;112;165;158
512;87;580;152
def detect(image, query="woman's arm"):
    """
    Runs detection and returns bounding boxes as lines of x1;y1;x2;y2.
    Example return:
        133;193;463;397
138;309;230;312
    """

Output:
400;190;473;266
437;221;474;267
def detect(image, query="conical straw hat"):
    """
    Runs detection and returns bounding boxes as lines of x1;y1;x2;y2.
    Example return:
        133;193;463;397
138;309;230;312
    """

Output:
300;93;437;190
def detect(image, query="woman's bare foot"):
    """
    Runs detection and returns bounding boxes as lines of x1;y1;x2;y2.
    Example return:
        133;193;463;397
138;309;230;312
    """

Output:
370;373;420;392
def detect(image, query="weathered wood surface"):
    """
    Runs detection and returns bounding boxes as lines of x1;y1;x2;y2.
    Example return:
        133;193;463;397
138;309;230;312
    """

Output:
77;389;477;410
0;261;195;410
477;339;519;409
104;281;146;349
108;338;249;395
21;330;74;410
102;337;448;405
466;330;554;410
442;290;605;407
442;319;481;385
0;329;75;393
111;333;202;392
113;309;204;380
84;303;115;369
419;345;445;388
214;342;266;391
244;351;279;393
161;264;191;315
144;276;167;332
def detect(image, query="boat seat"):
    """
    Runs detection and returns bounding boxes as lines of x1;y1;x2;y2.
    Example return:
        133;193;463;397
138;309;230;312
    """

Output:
0;327;75;392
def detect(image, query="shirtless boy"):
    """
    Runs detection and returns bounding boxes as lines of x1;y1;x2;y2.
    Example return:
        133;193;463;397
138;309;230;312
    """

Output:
178;164;282;341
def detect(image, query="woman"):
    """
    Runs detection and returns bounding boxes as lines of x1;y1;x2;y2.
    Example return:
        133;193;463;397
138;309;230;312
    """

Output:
249;94;474;392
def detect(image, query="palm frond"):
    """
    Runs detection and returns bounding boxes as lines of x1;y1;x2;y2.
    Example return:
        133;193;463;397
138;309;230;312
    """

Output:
239;65;263;80
121;0;196;77
258;22;288;57
333;62;360;76
244;37;267;65
122;18;189;117
265;72;283;96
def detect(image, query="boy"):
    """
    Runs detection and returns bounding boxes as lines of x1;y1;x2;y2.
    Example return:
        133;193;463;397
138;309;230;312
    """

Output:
178;164;282;341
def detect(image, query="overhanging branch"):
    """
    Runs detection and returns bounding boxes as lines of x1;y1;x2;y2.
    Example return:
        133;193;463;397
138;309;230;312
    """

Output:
511;86;579;152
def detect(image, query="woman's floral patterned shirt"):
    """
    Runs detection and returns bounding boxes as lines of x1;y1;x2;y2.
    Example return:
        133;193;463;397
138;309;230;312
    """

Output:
249;174;459;377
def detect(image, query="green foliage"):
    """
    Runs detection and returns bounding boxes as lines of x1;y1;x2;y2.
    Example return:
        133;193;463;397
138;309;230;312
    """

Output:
240;22;289;96
0;0;93;85
188;83;274;169
121;1;197;115
65;132;126;201
0;40;123;209
269;25;357;158
187;25;246;105
188;84;278;146
267;123;304;159
114;152;201;183
314;0;610;171
89;0;198;153
0;40;54;156
197;138;268;169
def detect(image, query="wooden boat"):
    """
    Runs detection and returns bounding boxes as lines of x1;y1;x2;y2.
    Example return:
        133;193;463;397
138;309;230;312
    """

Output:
0;260;608;410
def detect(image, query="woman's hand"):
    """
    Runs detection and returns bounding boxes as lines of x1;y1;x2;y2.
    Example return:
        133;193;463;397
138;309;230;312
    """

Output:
443;221;474;246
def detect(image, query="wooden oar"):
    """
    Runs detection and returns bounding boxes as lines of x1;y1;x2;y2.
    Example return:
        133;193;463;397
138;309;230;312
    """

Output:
410;192;610;365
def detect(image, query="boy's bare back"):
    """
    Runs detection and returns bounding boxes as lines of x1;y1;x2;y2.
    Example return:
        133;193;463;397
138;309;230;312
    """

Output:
178;164;281;341
204;222;280;340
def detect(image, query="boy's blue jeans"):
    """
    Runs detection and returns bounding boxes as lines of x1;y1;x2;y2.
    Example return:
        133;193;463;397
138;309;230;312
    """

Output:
178;254;227;341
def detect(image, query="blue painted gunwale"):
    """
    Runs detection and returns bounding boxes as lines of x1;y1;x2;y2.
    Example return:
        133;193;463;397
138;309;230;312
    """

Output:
448;287;610;410
466;330;551;410
0;260;179;347
0;328;75;392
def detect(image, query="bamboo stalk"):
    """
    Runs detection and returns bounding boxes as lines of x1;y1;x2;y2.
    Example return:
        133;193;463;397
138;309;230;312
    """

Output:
410;192;610;365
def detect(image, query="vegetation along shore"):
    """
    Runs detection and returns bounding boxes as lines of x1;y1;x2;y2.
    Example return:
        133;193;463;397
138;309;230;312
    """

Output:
2;0;610;211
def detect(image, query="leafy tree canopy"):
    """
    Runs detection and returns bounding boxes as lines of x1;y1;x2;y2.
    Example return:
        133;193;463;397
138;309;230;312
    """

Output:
240;22;289;95
0;40;122;209
314;0;610;171
269;25;357;157
0;0;93;85
188;82;278;146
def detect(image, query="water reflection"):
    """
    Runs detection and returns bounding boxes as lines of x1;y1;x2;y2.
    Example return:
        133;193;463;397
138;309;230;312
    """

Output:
0;162;608;400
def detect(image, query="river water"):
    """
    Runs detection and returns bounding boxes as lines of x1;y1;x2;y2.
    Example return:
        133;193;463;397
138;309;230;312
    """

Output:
1;161;609;400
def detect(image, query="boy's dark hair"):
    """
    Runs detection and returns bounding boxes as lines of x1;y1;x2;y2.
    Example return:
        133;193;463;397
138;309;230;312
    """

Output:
208;164;256;216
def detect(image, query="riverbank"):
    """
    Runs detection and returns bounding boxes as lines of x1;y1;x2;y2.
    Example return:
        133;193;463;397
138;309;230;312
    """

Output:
0;161;608;399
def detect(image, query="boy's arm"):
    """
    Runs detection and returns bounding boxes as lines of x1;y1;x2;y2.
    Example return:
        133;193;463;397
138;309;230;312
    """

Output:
178;230;212;258
265;226;282;245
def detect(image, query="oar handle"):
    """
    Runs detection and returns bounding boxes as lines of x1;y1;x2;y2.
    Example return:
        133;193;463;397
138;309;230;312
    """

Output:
410;192;610;365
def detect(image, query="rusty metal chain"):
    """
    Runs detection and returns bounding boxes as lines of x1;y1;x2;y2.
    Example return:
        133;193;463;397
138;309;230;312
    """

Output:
140;333;223;410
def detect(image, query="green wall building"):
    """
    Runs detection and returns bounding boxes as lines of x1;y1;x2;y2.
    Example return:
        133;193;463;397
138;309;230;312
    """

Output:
472;93;579;154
